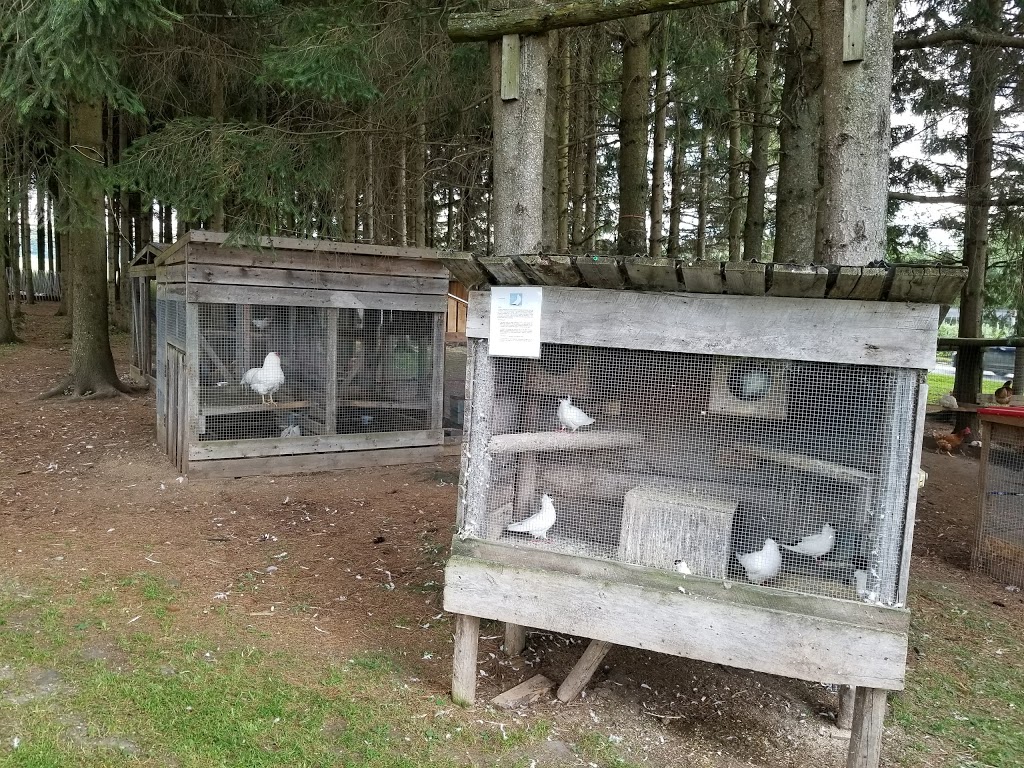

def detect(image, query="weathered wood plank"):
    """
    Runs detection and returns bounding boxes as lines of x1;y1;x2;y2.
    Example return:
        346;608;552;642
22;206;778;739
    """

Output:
897;376;929;605
723;261;767;295
479;256;530;285
500;34;520;100
199;398;310;417
488;429;644;455
186;283;446;313
466;288;940;369
929;268;969;304
837;684;857;731
623;257;681;291
443;554;908;689
504;623;527;656
457;340;496;535
491;674;552;708
556;639;613;702
183;303;199;475
324;309;339;436
768;264;829;298
846;687;887;768
186;263;448;295
680;261;725;293
185;229;463;263
574;255;626;289
843;0;867;61
431;314;446;431
517;253;581;286
441;253;491;289
187;444;445;479
887;266;943;303
188;428;443;461
452;614;480;706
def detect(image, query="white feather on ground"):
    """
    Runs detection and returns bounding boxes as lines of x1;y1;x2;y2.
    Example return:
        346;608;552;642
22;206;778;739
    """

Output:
506;494;556;539
736;538;781;585
557;398;595;431
781;523;835;559
241;352;285;405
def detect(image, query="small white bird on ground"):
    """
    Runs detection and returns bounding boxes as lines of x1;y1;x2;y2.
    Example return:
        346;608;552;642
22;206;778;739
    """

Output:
507;494;556;539
241;352;285;405
673;560;692;575
781;523;835;559
252;316;271;330
938;393;958;410
736;538;781;585
557;397;595;432
281;424;301;438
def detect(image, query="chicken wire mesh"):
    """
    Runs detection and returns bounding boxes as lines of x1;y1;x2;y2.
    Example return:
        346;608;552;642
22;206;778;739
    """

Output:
194;303;438;442
466;342;921;606
977;420;1024;587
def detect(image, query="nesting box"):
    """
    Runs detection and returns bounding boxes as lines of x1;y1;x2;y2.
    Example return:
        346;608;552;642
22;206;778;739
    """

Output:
443;264;966;702
154;231;458;478
975;407;1024;586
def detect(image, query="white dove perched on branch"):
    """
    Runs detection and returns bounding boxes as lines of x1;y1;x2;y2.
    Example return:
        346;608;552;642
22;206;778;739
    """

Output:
241;352;285;405
557;398;595;432
736;538;781;585
507;494;556;539
781;523;835;559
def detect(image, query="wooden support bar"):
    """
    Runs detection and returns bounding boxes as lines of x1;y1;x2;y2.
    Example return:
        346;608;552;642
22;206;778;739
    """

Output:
846;687;887;768
937;336;1024;349
504;623;527;656
431;314;446;430
556;639;614;702
324;309;339;436
452;614;481;706
837;684;856;730
488;429;644;455
574;255;626;289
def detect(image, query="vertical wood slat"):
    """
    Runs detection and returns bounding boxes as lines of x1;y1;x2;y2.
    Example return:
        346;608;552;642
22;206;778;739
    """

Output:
504;623;527;656
897;373;929;604
324;308;339;436
456;339;495;533
845;687;887;768
500;34;521;101
843;0;868;62
972;419;993;571
431;314;446;430
184;303;199;475
452;613;481;705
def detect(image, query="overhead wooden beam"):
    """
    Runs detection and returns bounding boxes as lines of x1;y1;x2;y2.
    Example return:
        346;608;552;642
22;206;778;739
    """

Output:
447;0;731;42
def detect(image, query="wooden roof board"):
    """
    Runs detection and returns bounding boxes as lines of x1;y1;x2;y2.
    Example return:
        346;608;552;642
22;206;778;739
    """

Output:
437;253;968;306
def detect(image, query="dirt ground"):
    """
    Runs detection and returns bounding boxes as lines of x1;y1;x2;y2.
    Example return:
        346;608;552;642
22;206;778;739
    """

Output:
1;302;1019;768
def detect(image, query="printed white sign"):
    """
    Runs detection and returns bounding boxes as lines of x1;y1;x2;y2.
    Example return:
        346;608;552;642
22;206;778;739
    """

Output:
489;286;542;358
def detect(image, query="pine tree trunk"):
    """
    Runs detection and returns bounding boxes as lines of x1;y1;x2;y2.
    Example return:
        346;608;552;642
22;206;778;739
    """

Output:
584;27;600;251
649;22;669;258
41;100;129;399
617;16;652;255
210;58;226;231
37;187;47;274
46;189;55;273
742;0;776;261
727;1;747;261
773;0;822;264
667;100;683;258
0;187;20;343
556;34;571;252
818;0;894;265
542;31;560;252
569;30;588;250
696;125;709;260
397;134;408;246
954;0;1002;415
106;107;119;317
20;164;34;305
11;135;22;317
411;117;427;248
118;115;131;331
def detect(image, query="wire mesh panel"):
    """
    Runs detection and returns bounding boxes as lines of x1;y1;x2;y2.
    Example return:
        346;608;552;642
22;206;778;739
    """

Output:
466;343;921;606
977;420;1024;586
194;303;438;442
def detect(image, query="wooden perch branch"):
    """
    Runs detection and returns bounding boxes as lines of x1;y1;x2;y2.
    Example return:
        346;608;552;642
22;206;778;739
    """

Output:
487;430;643;455
447;0;731;42
894;28;1024;51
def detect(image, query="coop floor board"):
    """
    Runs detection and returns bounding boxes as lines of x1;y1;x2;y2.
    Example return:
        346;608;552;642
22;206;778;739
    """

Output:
445;540;909;690
189;428;443;461
186;444;446;479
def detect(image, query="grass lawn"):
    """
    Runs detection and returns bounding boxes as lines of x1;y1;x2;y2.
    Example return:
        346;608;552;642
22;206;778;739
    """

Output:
926;373;1002;405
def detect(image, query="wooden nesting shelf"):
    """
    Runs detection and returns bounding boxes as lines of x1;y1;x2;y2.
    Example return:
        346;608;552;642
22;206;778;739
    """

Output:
200;399;310;417
487;429;644;455
340;399;431;410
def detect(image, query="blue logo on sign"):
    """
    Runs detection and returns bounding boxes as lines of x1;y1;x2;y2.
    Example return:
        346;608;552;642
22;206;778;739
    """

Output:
509;293;522;306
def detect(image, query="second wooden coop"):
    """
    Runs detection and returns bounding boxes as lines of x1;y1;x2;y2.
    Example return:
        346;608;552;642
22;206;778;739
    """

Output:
975;407;1024;586
154;231;456;478
442;258;966;726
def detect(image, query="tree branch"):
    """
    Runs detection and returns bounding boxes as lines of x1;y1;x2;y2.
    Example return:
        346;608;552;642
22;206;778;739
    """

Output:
446;0;732;42
889;191;1024;206
894;28;1024;51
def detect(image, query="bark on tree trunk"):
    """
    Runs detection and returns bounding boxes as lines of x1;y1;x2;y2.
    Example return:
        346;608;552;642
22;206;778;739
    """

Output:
37;187;47;274
210;58;226;231
40;100;131;399
411;118;427;248
556;34;571;253
20;166;34;305
818;0;894;265
584;27;601;251
954;0;1002;418
342;133;359;241
570;30;589;250
0;193;21;343
742;0;776;261
106;106;118;315
118;115;131;332
542;31;561;252
491;20;550;257
727;1;747;261
667;100;683;258
649;21;669;259
11;136;22;318
774;0;822;264
617;16;652;255
696;124;709;260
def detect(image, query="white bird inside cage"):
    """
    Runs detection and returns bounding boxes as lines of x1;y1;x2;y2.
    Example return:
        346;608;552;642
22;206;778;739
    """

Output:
557;397;595;432
252;316;271;330
736;538;781;585
781;523;836;559
241;351;285;405
506;494;557;539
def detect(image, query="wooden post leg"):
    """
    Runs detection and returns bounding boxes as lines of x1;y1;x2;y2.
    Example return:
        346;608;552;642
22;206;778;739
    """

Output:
556;639;613;703
451;614;480;706
504;622;527;656
846;687;888;768
837;684;856;731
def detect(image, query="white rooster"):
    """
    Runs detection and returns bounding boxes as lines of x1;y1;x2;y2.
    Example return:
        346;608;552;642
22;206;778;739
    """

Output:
241;352;285;405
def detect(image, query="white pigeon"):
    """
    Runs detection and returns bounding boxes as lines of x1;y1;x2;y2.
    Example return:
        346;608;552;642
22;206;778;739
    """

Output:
241;352;285;405
557;397;595;432
506;494;556;539
736;538;781;585
673;560;692;575
938;393;958;410
281;424;301;438
252;316;271;330
781;523;835;559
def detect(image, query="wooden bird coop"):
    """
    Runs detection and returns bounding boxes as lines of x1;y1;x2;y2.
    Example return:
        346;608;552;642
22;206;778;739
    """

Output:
975;407;1024;586
129;242;168;384
442;256;966;743
154;231;459;478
